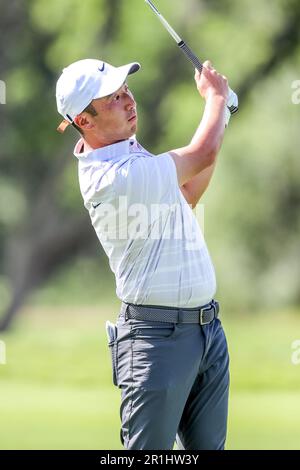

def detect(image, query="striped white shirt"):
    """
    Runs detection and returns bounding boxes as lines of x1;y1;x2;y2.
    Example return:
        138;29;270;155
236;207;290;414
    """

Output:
74;137;216;307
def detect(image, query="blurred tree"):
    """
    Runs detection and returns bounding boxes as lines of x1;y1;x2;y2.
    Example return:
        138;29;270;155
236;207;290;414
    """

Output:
0;0;300;330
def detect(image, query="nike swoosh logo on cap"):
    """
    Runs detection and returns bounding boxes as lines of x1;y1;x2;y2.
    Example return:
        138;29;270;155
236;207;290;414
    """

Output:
98;63;105;72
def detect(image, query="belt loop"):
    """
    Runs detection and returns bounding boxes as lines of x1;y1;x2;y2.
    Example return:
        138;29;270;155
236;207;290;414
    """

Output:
212;301;216;319
211;299;218;318
124;303;129;321
177;309;184;324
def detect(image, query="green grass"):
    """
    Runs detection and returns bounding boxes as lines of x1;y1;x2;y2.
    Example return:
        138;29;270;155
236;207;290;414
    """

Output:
227;391;300;450
1;304;300;449
0;382;120;450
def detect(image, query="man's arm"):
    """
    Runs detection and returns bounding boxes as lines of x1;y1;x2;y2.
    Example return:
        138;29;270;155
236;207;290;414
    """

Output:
180;162;216;209
169;61;228;190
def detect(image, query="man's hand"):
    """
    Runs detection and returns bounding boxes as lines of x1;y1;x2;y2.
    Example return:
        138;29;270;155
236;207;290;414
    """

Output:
195;60;229;102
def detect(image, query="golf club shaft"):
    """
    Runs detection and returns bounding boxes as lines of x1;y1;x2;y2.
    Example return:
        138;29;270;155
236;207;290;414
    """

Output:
145;0;238;115
145;0;182;43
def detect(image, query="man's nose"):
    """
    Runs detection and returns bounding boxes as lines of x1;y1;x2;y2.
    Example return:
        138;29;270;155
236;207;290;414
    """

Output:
126;90;135;106
125;92;135;110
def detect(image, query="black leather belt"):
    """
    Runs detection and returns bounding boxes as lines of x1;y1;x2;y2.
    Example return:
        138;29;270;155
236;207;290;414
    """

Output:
122;300;219;325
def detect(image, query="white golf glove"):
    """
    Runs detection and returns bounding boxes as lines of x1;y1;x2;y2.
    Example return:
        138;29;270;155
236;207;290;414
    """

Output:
225;88;239;127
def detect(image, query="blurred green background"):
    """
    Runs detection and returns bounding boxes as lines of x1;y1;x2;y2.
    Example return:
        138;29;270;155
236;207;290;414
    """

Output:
0;0;300;450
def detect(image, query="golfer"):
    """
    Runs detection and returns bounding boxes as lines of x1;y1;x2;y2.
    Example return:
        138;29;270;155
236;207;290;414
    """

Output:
56;58;230;450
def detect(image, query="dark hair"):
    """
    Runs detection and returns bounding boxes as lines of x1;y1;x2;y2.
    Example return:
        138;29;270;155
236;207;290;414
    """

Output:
72;102;98;135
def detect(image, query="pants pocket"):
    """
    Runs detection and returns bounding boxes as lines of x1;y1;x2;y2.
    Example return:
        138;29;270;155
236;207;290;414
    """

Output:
108;339;118;386
131;322;178;341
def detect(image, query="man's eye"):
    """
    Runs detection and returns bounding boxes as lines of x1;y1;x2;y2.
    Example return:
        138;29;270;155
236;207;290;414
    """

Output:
114;94;120;101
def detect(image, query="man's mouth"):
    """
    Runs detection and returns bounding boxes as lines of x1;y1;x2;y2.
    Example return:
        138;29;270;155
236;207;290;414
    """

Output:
128;113;137;122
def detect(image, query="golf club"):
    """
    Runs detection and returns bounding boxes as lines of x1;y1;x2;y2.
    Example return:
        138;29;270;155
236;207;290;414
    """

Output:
145;0;239;115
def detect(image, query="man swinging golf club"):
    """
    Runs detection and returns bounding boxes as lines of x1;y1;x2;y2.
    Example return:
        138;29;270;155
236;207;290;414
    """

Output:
56;54;231;450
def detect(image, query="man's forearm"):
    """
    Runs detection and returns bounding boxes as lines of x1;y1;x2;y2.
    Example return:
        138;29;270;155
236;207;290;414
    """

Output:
170;94;227;186
180;162;216;208
179;95;226;207
190;93;226;157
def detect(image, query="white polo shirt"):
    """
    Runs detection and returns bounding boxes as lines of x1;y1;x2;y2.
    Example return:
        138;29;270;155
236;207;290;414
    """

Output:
74;137;216;307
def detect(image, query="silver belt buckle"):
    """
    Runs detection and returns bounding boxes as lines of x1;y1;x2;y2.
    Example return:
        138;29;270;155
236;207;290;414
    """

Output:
199;304;213;325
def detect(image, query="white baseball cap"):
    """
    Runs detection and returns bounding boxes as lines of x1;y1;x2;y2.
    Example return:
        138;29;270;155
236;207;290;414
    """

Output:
56;58;140;133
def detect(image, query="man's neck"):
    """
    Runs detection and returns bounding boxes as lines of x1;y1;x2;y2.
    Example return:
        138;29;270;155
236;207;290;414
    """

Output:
82;137;130;153
82;140;94;153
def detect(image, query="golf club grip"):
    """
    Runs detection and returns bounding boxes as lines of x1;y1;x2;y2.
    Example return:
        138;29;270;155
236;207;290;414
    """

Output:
178;41;238;116
179;41;203;73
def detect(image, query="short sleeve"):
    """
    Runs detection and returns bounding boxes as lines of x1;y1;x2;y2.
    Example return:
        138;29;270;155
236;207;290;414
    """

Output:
78;161;117;206
113;153;178;206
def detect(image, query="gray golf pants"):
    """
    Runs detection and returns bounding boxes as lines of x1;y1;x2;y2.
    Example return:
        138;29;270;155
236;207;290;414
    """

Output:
110;305;230;450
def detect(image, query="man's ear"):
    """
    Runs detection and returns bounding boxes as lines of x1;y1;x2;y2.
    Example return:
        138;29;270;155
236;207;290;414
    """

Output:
74;113;94;131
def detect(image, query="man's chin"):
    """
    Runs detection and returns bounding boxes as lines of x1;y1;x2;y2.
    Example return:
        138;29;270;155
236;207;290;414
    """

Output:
129;123;138;136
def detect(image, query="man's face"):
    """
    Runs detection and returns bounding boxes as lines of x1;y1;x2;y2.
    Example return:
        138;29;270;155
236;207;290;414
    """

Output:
84;83;138;145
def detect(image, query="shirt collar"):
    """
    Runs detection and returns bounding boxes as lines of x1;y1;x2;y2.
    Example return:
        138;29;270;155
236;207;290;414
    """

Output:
73;136;141;162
